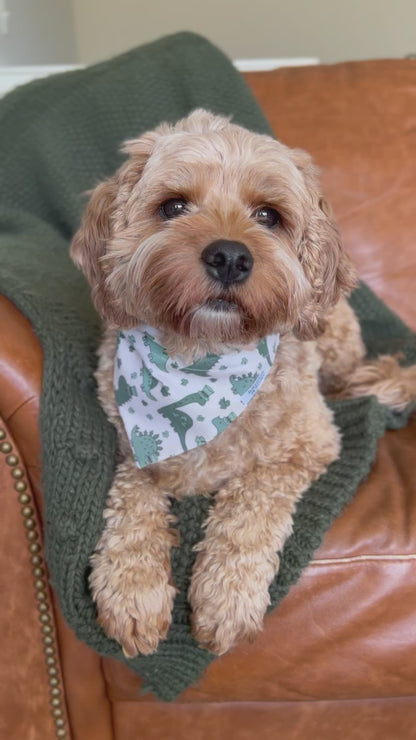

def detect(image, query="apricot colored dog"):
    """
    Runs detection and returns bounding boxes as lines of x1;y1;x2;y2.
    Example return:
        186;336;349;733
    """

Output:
71;110;416;657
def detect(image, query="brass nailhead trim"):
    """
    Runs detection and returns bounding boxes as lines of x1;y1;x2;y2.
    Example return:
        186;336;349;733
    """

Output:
6;453;19;466
1;427;68;739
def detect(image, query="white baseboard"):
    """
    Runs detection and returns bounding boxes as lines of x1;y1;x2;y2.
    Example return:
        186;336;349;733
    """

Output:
0;64;83;97
0;58;319;98
234;57;319;72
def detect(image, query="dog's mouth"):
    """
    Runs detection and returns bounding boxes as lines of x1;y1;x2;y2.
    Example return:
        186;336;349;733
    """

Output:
205;298;238;313
181;297;243;346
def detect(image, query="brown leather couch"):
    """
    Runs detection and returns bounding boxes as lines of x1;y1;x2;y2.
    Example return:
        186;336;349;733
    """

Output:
1;59;416;740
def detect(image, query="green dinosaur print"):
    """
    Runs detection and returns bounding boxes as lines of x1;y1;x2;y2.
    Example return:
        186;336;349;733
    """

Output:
130;426;162;467
219;397;230;409
127;334;136;352
158;385;214;452
181;354;220;376
116;331;125;350
257;337;272;366
140;363;158;401
142;331;169;372
114;375;138;406
212;412;237;433
230;372;258;396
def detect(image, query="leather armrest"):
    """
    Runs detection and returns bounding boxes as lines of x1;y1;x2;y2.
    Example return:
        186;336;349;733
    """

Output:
0;294;42;495
0;417;70;738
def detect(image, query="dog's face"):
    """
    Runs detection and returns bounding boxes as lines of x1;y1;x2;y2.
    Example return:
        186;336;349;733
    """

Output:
71;109;356;349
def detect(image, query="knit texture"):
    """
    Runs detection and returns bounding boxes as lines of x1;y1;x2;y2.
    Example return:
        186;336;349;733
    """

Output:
0;33;415;701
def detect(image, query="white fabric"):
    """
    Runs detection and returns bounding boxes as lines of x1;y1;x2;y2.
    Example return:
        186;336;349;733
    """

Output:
114;326;280;468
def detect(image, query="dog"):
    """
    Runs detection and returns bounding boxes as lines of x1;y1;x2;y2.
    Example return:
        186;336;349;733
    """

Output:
70;109;416;658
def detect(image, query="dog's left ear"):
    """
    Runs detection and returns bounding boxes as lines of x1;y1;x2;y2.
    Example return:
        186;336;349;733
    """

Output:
292;150;358;340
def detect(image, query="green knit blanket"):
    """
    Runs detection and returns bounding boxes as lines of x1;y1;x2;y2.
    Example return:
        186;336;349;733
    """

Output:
0;33;415;702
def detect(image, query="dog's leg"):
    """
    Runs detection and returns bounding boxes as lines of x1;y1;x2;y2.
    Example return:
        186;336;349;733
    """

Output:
89;458;177;657
318;297;416;411
335;356;416;411
189;428;339;655
317;297;366;393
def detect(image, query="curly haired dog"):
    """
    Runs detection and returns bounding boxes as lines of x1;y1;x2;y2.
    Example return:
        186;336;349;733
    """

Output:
71;109;416;658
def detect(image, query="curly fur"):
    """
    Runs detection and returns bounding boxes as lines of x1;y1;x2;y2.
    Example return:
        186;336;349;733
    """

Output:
71;110;416;657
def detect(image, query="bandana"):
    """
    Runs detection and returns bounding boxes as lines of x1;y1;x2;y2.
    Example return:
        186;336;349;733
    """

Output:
114;326;280;467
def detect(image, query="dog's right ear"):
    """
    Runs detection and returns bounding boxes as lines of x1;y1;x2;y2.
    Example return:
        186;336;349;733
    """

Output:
70;131;159;322
70;177;117;314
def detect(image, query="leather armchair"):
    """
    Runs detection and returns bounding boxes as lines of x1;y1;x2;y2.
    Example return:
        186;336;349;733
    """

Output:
1;59;416;740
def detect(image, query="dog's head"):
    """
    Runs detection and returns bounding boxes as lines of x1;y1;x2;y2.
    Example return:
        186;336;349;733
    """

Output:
71;109;357;350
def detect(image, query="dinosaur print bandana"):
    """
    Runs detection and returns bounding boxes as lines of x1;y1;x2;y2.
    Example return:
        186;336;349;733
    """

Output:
114;326;280;468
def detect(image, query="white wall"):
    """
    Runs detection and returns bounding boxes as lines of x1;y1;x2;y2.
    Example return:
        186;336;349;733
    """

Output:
0;0;77;64
72;0;416;65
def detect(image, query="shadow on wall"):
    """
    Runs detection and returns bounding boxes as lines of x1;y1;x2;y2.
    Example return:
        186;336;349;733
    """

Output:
0;0;77;65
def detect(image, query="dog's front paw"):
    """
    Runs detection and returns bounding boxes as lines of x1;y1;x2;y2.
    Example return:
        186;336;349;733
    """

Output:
90;552;176;657
189;548;278;655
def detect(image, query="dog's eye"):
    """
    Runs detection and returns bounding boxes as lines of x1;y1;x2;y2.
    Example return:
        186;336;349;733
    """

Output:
253;207;280;229
160;198;188;220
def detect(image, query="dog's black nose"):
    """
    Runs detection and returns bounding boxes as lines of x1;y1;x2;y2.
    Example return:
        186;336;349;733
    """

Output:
201;240;253;287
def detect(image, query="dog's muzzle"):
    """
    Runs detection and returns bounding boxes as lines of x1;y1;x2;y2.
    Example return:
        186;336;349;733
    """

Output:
201;239;253;287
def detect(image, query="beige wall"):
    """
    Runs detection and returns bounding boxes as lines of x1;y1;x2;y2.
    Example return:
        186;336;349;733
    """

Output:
73;0;416;65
